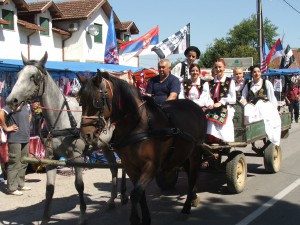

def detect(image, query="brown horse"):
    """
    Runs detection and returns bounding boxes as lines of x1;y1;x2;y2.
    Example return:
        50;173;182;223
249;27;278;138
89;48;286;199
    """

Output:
77;71;207;225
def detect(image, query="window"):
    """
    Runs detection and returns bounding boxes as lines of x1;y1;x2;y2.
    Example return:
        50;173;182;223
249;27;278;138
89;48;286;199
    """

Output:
2;9;14;30
94;23;102;43
40;17;49;35
124;34;130;42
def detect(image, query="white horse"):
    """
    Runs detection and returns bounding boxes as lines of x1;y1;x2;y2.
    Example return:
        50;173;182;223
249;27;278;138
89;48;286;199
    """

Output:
5;52;128;225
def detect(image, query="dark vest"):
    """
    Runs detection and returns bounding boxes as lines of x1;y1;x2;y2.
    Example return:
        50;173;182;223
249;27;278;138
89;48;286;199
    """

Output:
180;62;188;80
182;79;203;99
208;77;232;103
247;79;268;104
236;78;249;101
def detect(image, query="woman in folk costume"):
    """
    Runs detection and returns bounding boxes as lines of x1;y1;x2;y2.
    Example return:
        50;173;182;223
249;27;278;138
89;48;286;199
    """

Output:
171;46;201;82
233;67;249;101
205;59;236;144
240;65;281;146
179;63;212;107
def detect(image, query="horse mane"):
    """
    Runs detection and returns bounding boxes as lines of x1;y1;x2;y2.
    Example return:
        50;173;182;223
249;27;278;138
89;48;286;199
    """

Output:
106;73;141;122
80;71;141;122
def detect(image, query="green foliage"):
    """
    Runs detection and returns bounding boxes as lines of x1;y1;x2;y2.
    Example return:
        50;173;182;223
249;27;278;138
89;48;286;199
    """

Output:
202;14;278;67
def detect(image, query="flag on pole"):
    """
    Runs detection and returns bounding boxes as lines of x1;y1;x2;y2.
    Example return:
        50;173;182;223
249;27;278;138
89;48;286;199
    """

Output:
260;40;269;74
280;44;295;68
151;23;190;59
120;26;159;62
265;38;284;66
104;8;119;64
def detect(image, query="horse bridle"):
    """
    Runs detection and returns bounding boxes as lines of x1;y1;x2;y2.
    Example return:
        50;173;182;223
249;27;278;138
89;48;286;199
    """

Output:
26;64;48;102
80;78;112;133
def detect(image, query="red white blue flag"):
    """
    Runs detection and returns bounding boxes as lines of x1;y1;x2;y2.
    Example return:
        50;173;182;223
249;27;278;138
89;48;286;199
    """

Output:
104;8;119;64
120;26;159;61
266;38;284;66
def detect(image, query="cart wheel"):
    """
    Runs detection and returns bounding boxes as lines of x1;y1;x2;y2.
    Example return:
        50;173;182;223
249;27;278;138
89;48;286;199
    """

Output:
226;151;247;194
155;168;179;190
264;143;281;173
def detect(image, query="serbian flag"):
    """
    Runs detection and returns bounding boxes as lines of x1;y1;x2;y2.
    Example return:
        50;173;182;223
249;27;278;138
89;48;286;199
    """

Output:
120;26;159;62
104;8;119;64
266;38;284;66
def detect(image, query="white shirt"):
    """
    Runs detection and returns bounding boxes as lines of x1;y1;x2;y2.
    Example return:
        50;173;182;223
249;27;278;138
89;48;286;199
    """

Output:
209;75;236;105
241;78;278;109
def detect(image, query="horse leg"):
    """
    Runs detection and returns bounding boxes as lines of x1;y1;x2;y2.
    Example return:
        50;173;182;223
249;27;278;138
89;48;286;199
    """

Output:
182;155;200;214
120;168;129;204
71;155;87;225
140;191;151;225
41;165;57;225
102;147;118;209
129;161;154;225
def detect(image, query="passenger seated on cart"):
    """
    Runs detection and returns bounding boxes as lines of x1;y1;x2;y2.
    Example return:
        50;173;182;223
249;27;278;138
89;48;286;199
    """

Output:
204;59;236;144
233;67;249;101
240;65;281;146
178;63;212;107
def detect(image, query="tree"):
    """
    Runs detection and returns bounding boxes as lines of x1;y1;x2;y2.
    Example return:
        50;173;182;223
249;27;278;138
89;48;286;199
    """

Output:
202;14;278;68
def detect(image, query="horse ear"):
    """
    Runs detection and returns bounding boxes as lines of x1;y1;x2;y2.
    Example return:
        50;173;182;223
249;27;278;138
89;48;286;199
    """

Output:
39;52;48;66
76;73;87;84
21;52;29;65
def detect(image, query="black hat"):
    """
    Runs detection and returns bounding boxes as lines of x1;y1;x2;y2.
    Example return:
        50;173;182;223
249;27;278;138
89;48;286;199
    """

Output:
184;46;201;59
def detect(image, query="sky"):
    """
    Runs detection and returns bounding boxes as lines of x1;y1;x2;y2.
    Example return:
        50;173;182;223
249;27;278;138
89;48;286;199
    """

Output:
28;0;300;68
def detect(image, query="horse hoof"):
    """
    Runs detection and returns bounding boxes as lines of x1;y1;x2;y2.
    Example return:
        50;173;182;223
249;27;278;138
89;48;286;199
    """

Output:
78;214;88;225
181;207;191;214
41;218;49;225
192;194;200;207
121;195;129;205
106;200;115;209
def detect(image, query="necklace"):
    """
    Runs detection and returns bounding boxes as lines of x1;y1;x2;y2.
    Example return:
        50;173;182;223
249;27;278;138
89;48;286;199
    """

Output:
160;75;168;83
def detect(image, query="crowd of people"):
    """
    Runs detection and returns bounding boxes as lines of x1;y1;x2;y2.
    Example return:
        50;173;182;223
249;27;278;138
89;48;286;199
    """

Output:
145;46;290;146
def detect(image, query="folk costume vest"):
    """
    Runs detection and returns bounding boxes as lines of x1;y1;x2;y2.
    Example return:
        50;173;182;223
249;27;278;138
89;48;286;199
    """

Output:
247;79;268;104
236;79;249;101
182;79;202;99
180;62;189;80
206;77;232;125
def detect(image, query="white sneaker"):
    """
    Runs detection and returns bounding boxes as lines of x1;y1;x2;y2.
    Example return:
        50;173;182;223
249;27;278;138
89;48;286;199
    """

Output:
9;190;23;196
18;186;31;191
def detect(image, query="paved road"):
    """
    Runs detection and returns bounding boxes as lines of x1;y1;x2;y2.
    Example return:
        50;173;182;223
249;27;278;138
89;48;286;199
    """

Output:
1;123;300;225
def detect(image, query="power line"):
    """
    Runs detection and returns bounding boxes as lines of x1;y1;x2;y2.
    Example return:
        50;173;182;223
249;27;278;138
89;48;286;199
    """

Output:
282;0;300;15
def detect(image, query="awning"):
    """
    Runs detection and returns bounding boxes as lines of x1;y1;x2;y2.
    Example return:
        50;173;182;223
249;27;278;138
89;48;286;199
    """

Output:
0;58;142;74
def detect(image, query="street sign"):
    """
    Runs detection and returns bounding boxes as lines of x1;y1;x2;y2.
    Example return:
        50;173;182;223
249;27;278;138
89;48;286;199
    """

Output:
222;57;253;69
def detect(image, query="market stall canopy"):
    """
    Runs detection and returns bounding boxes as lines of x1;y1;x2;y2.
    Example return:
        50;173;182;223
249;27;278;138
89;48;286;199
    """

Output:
264;68;300;76
0;58;142;75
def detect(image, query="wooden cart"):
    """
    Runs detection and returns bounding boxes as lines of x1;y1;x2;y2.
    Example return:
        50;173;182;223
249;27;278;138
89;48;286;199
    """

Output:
155;103;291;193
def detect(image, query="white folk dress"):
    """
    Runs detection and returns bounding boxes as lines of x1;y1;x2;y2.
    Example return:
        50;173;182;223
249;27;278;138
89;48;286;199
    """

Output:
206;76;236;142
241;78;281;145
179;78;213;107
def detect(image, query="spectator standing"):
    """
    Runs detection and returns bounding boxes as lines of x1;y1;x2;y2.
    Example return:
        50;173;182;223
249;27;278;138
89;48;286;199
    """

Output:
285;82;299;123
0;104;31;196
171;46;201;81
145;59;181;105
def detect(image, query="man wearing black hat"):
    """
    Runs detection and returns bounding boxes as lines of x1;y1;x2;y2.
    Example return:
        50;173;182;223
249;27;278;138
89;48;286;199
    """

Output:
171;46;201;82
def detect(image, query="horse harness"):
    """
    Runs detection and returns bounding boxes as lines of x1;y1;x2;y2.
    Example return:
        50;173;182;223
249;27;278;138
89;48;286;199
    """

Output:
81;78;197;151
29;64;80;158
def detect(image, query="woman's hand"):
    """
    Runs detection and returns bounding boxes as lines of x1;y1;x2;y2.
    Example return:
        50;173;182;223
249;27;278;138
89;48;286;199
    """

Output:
5;124;18;132
240;99;247;105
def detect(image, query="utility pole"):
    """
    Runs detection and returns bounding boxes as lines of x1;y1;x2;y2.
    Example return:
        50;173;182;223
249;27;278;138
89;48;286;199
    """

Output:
257;0;263;64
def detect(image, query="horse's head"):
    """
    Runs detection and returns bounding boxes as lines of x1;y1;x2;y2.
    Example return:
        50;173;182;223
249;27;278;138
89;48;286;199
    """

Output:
77;70;113;146
6;52;48;111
